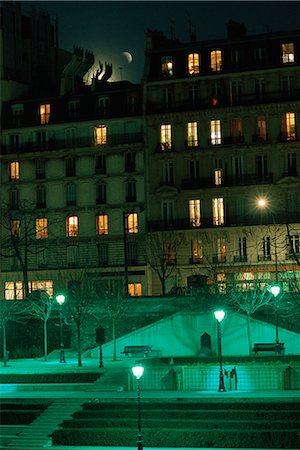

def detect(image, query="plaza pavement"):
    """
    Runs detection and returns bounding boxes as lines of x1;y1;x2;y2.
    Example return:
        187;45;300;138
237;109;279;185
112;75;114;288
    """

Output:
0;356;299;450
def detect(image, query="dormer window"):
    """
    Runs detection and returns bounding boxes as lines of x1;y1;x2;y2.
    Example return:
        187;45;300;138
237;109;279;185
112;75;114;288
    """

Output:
39;103;51;125
210;50;222;72
67;100;80;120
161;56;174;77
11;104;24;127
97;96;110;116
188;53;200;74
282;43;295;63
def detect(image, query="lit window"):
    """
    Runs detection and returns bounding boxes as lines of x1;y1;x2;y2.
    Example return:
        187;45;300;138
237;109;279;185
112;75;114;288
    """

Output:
9;161;20;181
161;56;174;77
217;238;226;262
187;122;198;146
284;112;296;141
10;220;20;237
214;169;222;186
210;120;222;145
212;198;224;226
125;212;138;233
191;239;203;263
128;283;142;297
66;216;78;237
189;199;201;227
36;218;48;239
94;125;107;145
282;43;295;63
188;53;200;74
96;214;109;235
39;103;51;125
30;280;53;297
160;124;172;150
217;273;226;293
5;281;23;300
257;116;267;141
210;50;222;72
231;118;243;141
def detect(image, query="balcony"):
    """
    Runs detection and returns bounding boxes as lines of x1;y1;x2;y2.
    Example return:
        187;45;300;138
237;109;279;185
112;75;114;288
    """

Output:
189;257;204;264
212;255;226;264
278;132;297;143
252;134;269;144
1;133;144;155
233;255;248;263
181;173;273;190
257;254;271;262
156;142;174;152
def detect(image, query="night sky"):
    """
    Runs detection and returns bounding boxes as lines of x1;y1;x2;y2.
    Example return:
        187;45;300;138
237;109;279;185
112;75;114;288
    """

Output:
24;1;300;83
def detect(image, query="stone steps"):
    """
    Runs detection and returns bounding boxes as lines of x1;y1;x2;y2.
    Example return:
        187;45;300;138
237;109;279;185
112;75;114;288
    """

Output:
3;399;86;450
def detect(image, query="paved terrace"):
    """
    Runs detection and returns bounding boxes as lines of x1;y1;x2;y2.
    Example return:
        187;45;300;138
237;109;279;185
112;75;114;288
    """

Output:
0;356;299;450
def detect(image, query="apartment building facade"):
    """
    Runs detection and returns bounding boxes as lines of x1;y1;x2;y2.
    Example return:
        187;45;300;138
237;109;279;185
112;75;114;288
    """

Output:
1;20;300;301
143;28;300;295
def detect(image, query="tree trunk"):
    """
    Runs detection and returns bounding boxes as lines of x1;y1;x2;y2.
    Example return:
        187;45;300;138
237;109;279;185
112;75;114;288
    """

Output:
246;313;252;355
160;276;166;296
43;319;48;361
2;323;7;367
77;321;82;367
112;317;117;361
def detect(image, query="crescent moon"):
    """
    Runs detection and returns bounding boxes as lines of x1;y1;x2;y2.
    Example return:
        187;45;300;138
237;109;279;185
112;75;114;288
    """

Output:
122;51;133;64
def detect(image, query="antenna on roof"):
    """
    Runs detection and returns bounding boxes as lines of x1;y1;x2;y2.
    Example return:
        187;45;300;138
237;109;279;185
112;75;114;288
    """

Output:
186;10;196;42
170;19;174;39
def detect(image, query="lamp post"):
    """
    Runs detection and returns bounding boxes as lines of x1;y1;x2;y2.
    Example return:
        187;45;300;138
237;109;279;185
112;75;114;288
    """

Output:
56;294;66;363
268;284;281;354
214;310;226;392
132;365;144;450
257;196;281;353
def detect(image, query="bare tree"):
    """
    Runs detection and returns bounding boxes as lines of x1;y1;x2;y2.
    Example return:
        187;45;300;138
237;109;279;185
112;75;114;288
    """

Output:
0;299;25;366
227;282;275;354
26;290;54;361
143;230;183;295
63;270;96;367
99;283;128;361
0;201;50;298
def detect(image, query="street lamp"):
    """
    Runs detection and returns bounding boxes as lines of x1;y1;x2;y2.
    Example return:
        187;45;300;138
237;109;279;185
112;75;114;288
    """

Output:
257;196;281;353
132;365;144;450
214;310;226;392
56;294;66;363
268;284;281;354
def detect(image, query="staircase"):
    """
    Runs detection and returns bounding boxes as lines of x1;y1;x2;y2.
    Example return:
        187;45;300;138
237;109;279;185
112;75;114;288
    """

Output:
52;399;300;448
88;368;129;392
2;399;86;450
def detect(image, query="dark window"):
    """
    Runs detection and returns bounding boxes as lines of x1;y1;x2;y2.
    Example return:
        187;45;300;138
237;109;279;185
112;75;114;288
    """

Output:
255;155;268;179
125;152;136;172
36;186;46;208
66;157;76;177
36;159;46;179
127;240;138;265
190;160;200;180
66;183;76;206
126;180;136;202
96;183;107;204
96;155;106;174
9;189;19;209
98;242;109;266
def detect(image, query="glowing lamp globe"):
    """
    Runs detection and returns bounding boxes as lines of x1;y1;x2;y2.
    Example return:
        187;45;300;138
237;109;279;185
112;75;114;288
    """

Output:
56;294;65;305
269;285;281;297
257;197;268;208
214;310;225;322
132;365;144;380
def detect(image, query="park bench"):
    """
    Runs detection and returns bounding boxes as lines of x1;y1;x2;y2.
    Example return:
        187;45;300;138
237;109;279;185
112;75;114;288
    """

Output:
122;345;152;357
253;342;284;355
